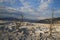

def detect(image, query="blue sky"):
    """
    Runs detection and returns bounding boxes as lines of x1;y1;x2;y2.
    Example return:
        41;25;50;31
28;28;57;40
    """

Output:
0;0;60;20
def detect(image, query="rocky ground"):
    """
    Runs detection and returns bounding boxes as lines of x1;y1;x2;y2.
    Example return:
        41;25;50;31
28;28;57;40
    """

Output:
0;21;60;40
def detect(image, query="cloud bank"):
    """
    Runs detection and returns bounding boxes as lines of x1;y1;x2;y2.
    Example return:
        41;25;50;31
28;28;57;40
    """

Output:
0;0;60;20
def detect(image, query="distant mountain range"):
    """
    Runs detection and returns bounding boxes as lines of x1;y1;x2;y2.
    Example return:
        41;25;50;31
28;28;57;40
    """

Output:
0;17;38;23
38;17;60;24
1;16;60;23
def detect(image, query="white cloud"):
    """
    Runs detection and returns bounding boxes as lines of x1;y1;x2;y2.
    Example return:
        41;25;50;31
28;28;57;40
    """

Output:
40;0;44;3
0;6;20;13
5;7;18;13
38;0;51;11
19;0;30;7
0;0;10;2
19;7;34;13
55;10;60;13
19;0;51;13
6;7;17;10
19;0;37;15
0;0;3;2
18;0;52;20
9;0;17;6
0;0;16;6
